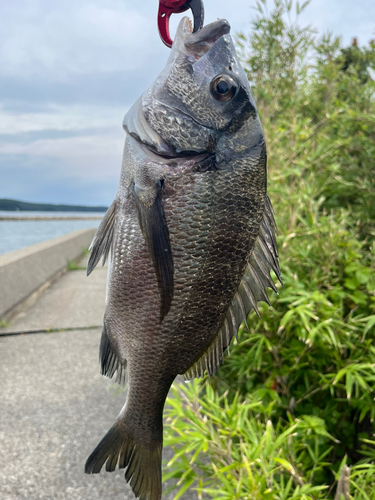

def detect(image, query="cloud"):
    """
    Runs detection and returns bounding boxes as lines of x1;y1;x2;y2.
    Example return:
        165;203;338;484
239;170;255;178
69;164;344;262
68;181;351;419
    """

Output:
0;101;124;204
0;103;124;134
299;0;375;46
0;153;118;205
0;0;162;79
1;0;374;206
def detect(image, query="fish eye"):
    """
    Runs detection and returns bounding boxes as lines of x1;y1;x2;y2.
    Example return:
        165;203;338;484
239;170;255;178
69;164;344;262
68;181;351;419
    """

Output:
211;74;237;102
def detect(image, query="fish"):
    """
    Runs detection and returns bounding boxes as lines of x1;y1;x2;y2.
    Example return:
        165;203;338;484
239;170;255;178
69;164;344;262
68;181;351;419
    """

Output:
84;16;281;500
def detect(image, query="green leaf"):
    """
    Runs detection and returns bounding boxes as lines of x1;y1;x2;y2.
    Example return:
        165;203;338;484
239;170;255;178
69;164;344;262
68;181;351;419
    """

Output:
356;268;371;284
364;315;375;334
173;477;195;500
344;277;359;290
274;457;296;474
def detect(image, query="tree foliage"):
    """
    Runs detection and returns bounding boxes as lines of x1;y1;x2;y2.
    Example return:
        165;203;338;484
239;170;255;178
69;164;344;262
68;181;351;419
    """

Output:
163;1;375;498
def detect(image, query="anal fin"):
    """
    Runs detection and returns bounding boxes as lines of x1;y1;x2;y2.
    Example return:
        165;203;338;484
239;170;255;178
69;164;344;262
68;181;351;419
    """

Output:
100;322;127;387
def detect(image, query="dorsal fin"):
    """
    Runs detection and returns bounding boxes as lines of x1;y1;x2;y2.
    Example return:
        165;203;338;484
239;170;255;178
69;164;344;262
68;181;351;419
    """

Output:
87;200;116;276
183;195;282;380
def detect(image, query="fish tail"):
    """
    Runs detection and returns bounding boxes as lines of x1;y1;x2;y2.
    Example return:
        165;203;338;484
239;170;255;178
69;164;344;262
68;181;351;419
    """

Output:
85;418;162;500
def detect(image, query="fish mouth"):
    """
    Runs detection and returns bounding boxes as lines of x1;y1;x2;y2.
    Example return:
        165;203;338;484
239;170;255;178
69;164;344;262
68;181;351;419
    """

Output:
174;17;231;59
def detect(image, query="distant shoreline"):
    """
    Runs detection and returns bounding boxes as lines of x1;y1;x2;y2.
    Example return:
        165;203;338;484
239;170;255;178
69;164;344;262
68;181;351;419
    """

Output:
0;216;102;221
0;198;108;213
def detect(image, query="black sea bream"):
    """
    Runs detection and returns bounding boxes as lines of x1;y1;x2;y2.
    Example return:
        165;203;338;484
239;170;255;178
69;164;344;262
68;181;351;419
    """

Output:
85;17;281;500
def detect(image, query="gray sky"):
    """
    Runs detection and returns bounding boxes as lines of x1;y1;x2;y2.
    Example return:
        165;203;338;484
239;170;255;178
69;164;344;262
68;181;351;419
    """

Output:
1;0;374;206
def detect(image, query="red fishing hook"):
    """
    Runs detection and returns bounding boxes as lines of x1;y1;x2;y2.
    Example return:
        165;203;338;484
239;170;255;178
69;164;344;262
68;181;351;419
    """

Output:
158;0;205;48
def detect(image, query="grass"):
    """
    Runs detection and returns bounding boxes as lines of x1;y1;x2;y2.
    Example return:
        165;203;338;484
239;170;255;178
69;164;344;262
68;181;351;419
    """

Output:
162;1;375;498
67;261;86;271
67;246;89;271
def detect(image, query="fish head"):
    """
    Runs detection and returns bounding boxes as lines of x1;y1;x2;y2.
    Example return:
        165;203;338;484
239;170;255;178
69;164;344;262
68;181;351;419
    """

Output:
123;17;260;157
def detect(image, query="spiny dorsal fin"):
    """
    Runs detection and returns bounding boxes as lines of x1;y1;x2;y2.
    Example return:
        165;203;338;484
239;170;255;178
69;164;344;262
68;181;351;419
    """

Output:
87;200;116;276
183;195;282;380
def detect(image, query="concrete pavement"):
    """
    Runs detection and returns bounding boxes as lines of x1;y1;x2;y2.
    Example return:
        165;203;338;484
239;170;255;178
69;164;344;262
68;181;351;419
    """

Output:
0;255;197;500
0;256;106;334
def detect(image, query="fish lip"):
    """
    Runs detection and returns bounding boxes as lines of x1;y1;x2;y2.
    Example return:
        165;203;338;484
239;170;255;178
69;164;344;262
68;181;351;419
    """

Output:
174;17;231;60
184;19;231;59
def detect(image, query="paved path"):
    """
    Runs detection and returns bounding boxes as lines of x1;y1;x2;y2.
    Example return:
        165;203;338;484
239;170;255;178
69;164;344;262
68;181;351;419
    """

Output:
0;255;106;333
0;258;196;500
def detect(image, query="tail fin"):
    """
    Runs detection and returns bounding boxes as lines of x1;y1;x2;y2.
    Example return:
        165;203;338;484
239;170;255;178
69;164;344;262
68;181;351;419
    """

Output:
85;420;162;500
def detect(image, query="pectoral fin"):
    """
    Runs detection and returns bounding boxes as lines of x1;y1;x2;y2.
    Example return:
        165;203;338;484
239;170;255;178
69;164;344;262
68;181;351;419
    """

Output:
87;200;116;276
134;181;174;322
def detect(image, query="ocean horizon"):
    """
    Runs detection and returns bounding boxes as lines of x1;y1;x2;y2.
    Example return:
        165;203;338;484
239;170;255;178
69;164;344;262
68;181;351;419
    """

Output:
0;212;101;256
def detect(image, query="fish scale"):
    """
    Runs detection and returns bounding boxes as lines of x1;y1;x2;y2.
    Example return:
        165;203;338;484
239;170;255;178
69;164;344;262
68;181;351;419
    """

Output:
168;156;266;368
84;16;281;500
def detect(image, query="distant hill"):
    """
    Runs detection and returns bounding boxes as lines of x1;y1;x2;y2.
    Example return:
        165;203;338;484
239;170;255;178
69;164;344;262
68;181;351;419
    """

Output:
0;199;108;212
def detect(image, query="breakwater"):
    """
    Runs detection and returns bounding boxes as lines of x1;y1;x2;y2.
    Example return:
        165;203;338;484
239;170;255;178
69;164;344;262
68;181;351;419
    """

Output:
0;228;96;318
0;216;102;221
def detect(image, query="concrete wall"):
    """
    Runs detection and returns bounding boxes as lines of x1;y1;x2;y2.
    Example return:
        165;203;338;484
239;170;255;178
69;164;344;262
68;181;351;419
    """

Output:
0;228;96;318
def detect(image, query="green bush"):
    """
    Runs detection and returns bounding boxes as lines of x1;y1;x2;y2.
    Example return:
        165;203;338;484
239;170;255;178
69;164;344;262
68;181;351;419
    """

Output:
163;1;375;498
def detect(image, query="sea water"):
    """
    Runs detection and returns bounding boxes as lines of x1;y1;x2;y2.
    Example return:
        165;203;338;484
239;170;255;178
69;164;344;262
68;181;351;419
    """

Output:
0;212;102;256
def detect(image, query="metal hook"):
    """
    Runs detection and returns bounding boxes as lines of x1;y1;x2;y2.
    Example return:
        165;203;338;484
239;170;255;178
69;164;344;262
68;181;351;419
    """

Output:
158;0;205;48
